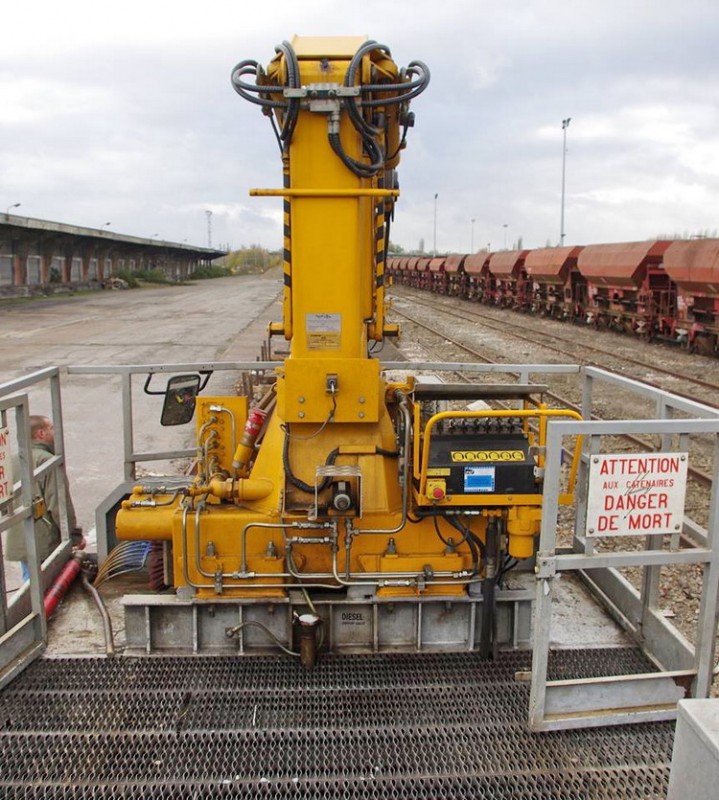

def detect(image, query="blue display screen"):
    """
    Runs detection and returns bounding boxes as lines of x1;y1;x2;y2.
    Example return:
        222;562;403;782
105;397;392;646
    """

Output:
464;466;496;493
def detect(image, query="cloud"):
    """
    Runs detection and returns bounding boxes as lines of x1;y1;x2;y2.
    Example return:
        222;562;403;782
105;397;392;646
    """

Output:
2;0;719;252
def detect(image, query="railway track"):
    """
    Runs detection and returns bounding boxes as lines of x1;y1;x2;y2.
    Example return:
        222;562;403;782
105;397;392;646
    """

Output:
392;287;719;406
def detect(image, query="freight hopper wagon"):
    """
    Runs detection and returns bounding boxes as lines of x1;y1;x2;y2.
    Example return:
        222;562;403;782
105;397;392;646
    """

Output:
108;37;585;665
664;238;719;354
388;238;719;354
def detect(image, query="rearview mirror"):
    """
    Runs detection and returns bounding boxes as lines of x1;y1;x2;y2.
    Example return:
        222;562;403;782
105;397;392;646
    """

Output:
160;374;201;426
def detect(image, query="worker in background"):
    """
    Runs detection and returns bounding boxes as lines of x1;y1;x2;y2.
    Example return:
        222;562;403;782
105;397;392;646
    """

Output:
5;415;84;582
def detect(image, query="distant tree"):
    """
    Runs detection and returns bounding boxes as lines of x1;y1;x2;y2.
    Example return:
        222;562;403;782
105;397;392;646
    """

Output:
655;229;718;240
223;246;281;273
387;241;405;254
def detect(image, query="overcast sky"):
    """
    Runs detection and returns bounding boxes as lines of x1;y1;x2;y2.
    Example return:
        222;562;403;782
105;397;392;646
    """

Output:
2;0;718;254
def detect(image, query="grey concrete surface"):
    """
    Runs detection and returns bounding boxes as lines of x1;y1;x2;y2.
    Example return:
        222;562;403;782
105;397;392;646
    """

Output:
1;274;282;594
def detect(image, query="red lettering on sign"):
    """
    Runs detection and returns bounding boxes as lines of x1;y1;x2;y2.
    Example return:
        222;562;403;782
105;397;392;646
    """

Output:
628;513;673;530
597;515;619;532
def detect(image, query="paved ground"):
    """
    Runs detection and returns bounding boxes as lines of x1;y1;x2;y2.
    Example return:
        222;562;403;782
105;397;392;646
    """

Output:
1;274;282;591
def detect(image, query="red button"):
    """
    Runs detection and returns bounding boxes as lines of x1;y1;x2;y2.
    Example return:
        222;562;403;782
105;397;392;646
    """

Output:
432;487;445;499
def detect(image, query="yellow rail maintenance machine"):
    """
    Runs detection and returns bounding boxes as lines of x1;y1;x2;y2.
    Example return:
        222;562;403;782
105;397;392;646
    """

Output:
115;37;581;661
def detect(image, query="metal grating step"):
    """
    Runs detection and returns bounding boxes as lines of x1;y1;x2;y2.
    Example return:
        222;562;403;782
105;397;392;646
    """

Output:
0;768;669;800
0;724;673;783
0;649;672;799
0;684;533;733
4;647;655;692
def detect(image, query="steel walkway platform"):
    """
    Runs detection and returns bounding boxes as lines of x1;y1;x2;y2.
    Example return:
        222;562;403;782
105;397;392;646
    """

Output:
0;648;672;799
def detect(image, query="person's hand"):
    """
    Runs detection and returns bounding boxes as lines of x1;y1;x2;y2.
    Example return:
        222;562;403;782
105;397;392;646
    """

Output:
70;527;86;551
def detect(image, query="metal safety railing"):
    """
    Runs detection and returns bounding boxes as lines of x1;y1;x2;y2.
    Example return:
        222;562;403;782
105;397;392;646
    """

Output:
528;367;719;730
0;367;75;686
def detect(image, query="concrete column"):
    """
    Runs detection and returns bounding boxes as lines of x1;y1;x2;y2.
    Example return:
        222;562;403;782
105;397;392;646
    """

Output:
95;248;111;281
62;249;74;283
38;240;58;285
38;253;51;285
81;253;92;281
12;251;26;286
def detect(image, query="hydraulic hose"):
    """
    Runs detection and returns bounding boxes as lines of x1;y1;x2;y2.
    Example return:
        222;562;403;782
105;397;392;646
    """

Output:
43;553;83;617
274;40;301;144
344;40;392;137
360;60;431;107
328;130;384;178
230;60;287;107
282;433;339;495
230;41;301;150
480;518;499;660
81;572;116;657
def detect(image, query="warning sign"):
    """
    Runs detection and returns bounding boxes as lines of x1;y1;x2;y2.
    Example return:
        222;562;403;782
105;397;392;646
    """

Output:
0;426;13;506
586;453;688;537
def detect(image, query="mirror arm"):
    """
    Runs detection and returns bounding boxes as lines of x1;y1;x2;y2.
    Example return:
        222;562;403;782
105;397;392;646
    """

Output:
143;373;167;396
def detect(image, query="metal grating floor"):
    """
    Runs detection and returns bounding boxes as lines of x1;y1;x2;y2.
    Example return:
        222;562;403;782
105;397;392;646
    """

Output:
0;649;673;799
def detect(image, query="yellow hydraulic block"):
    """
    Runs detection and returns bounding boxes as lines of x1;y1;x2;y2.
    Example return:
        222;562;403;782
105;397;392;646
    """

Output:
506;506;542;559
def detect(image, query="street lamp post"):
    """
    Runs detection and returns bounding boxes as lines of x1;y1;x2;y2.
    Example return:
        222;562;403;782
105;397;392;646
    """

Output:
102;222;111;232
560;117;571;245
6;202;20;216
471;218;475;252
205;209;213;249
433;193;438;254
503;223;508;249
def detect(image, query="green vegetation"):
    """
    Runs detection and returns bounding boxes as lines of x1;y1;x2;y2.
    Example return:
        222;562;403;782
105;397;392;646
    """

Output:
117;269;174;287
222;246;281;274
191;264;233;279
115;270;140;287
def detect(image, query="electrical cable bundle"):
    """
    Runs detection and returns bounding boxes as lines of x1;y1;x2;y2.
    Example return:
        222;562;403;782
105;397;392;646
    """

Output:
93;540;152;587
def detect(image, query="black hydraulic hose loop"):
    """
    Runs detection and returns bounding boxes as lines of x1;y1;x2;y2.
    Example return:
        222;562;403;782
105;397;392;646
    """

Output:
283;432;340;494
340;43;429;175
344;41;389;140
356;61;430;112
230;68;288;109
275;40;300;143
432;509;470;548
453;518;482;574
230;61;285;96
386;125;409;163
344;40;392;88
329;133;380;178
230;65;286;94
